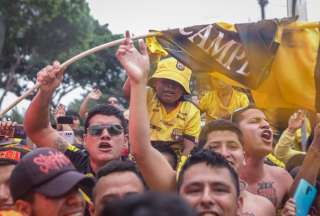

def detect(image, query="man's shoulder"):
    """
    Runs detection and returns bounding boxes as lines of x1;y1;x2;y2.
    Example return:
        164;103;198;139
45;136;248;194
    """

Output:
265;163;293;181
180;98;200;112
65;145;89;169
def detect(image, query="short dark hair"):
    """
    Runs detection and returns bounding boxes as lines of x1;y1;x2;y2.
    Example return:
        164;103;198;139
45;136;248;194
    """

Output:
100;192;196;216
231;104;257;125
93;160;147;200
97;160;143;181
198;119;243;148
16;190;35;203
177;149;240;197
152;141;178;169
84;104;128;134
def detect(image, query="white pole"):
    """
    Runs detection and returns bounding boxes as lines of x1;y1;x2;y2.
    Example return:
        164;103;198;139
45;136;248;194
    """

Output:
0;32;160;117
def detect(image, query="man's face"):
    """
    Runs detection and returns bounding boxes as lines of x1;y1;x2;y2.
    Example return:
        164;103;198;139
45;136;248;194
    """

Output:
237;109;273;157
203;130;244;172
71;117;80;130
0;165;15;211
84;114;128;167
92;171;144;216
179;163;242;216
107;97;119;106
154;79;184;105
211;78;230;91
29;189;85;216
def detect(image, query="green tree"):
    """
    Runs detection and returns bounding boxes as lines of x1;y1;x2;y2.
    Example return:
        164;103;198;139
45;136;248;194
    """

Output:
7;108;24;123
0;0;125;108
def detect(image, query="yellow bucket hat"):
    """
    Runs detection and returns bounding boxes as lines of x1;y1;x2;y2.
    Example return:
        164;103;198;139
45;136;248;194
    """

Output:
149;57;192;94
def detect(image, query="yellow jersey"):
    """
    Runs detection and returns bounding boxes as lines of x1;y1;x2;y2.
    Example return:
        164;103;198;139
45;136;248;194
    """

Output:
199;89;249;123
147;88;201;152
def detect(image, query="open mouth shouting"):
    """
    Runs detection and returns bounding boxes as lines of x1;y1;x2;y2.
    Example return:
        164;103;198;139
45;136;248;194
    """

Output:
260;129;273;143
163;91;176;97
98;142;112;152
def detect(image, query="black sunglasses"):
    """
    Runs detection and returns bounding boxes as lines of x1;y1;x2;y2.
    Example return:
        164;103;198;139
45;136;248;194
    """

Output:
87;124;124;136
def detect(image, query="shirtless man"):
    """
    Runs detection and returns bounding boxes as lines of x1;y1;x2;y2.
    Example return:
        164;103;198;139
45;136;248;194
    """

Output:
231;106;293;208
116;32;275;215
198;120;275;215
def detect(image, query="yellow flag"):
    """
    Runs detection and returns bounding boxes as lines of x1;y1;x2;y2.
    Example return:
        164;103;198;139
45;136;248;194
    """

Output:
150;19;320;112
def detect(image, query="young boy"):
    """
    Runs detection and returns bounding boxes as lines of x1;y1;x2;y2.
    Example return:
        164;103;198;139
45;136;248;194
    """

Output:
123;55;201;157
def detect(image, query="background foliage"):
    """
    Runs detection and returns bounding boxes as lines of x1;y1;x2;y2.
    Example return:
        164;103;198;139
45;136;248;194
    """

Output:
0;0;126;116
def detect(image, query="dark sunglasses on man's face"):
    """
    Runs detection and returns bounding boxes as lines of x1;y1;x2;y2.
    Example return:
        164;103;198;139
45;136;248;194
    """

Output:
87;124;124;136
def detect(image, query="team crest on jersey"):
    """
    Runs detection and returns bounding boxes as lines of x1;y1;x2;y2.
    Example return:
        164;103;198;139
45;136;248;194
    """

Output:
176;62;185;71
171;128;183;141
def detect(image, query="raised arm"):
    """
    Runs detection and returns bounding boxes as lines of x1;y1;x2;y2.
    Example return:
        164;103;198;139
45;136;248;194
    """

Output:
289;114;320;196
116;32;176;192
122;78;131;99
79;88;102;118
24;61;69;152
274;110;306;163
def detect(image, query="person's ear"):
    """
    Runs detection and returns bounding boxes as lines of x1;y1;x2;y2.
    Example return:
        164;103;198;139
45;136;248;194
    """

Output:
83;134;88;150
124;133;129;147
236;195;244;216
243;151;247;166
15;200;32;216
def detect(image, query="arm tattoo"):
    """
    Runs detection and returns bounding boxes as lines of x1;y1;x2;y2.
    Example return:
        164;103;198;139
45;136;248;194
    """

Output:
54;136;69;152
257;181;278;207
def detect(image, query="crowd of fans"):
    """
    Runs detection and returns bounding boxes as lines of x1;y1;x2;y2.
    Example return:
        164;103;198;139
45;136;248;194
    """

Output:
1;33;320;216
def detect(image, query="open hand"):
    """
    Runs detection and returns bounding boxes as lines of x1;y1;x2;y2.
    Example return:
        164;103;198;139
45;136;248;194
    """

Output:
116;31;150;84
288;110;305;134
88;88;102;100
54;104;66;120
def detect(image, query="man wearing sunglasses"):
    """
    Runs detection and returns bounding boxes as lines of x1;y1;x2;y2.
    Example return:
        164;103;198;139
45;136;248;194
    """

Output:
24;62;129;202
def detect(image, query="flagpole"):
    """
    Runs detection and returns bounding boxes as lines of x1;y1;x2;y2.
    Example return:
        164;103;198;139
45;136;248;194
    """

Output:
0;32;160;118
257;0;269;20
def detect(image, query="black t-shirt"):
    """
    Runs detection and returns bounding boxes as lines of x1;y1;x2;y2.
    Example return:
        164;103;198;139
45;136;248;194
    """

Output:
64;145;128;202
65;145;95;197
64;145;94;216
65;145;93;175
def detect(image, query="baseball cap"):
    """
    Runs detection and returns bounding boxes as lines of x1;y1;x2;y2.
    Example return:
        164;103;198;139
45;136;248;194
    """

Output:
0;146;30;165
148;57;192;94
9;147;94;201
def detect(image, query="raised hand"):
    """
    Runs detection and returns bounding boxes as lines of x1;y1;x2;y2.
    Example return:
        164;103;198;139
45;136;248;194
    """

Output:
54;104;66;120
288;110;305;134
88;88;102;100
116;31;150;84
37;61;64;93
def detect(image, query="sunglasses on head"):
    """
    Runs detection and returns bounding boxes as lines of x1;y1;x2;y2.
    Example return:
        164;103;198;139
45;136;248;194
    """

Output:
87;124;124;136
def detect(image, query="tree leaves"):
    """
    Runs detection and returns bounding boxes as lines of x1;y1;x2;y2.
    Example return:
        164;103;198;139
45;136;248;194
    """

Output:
0;0;125;107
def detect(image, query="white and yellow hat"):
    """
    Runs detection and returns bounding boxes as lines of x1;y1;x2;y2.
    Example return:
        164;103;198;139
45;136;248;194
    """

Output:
149;57;192;94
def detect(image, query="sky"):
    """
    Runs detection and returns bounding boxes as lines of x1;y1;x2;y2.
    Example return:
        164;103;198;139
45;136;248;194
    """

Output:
2;0;320;115
87;0;320;35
